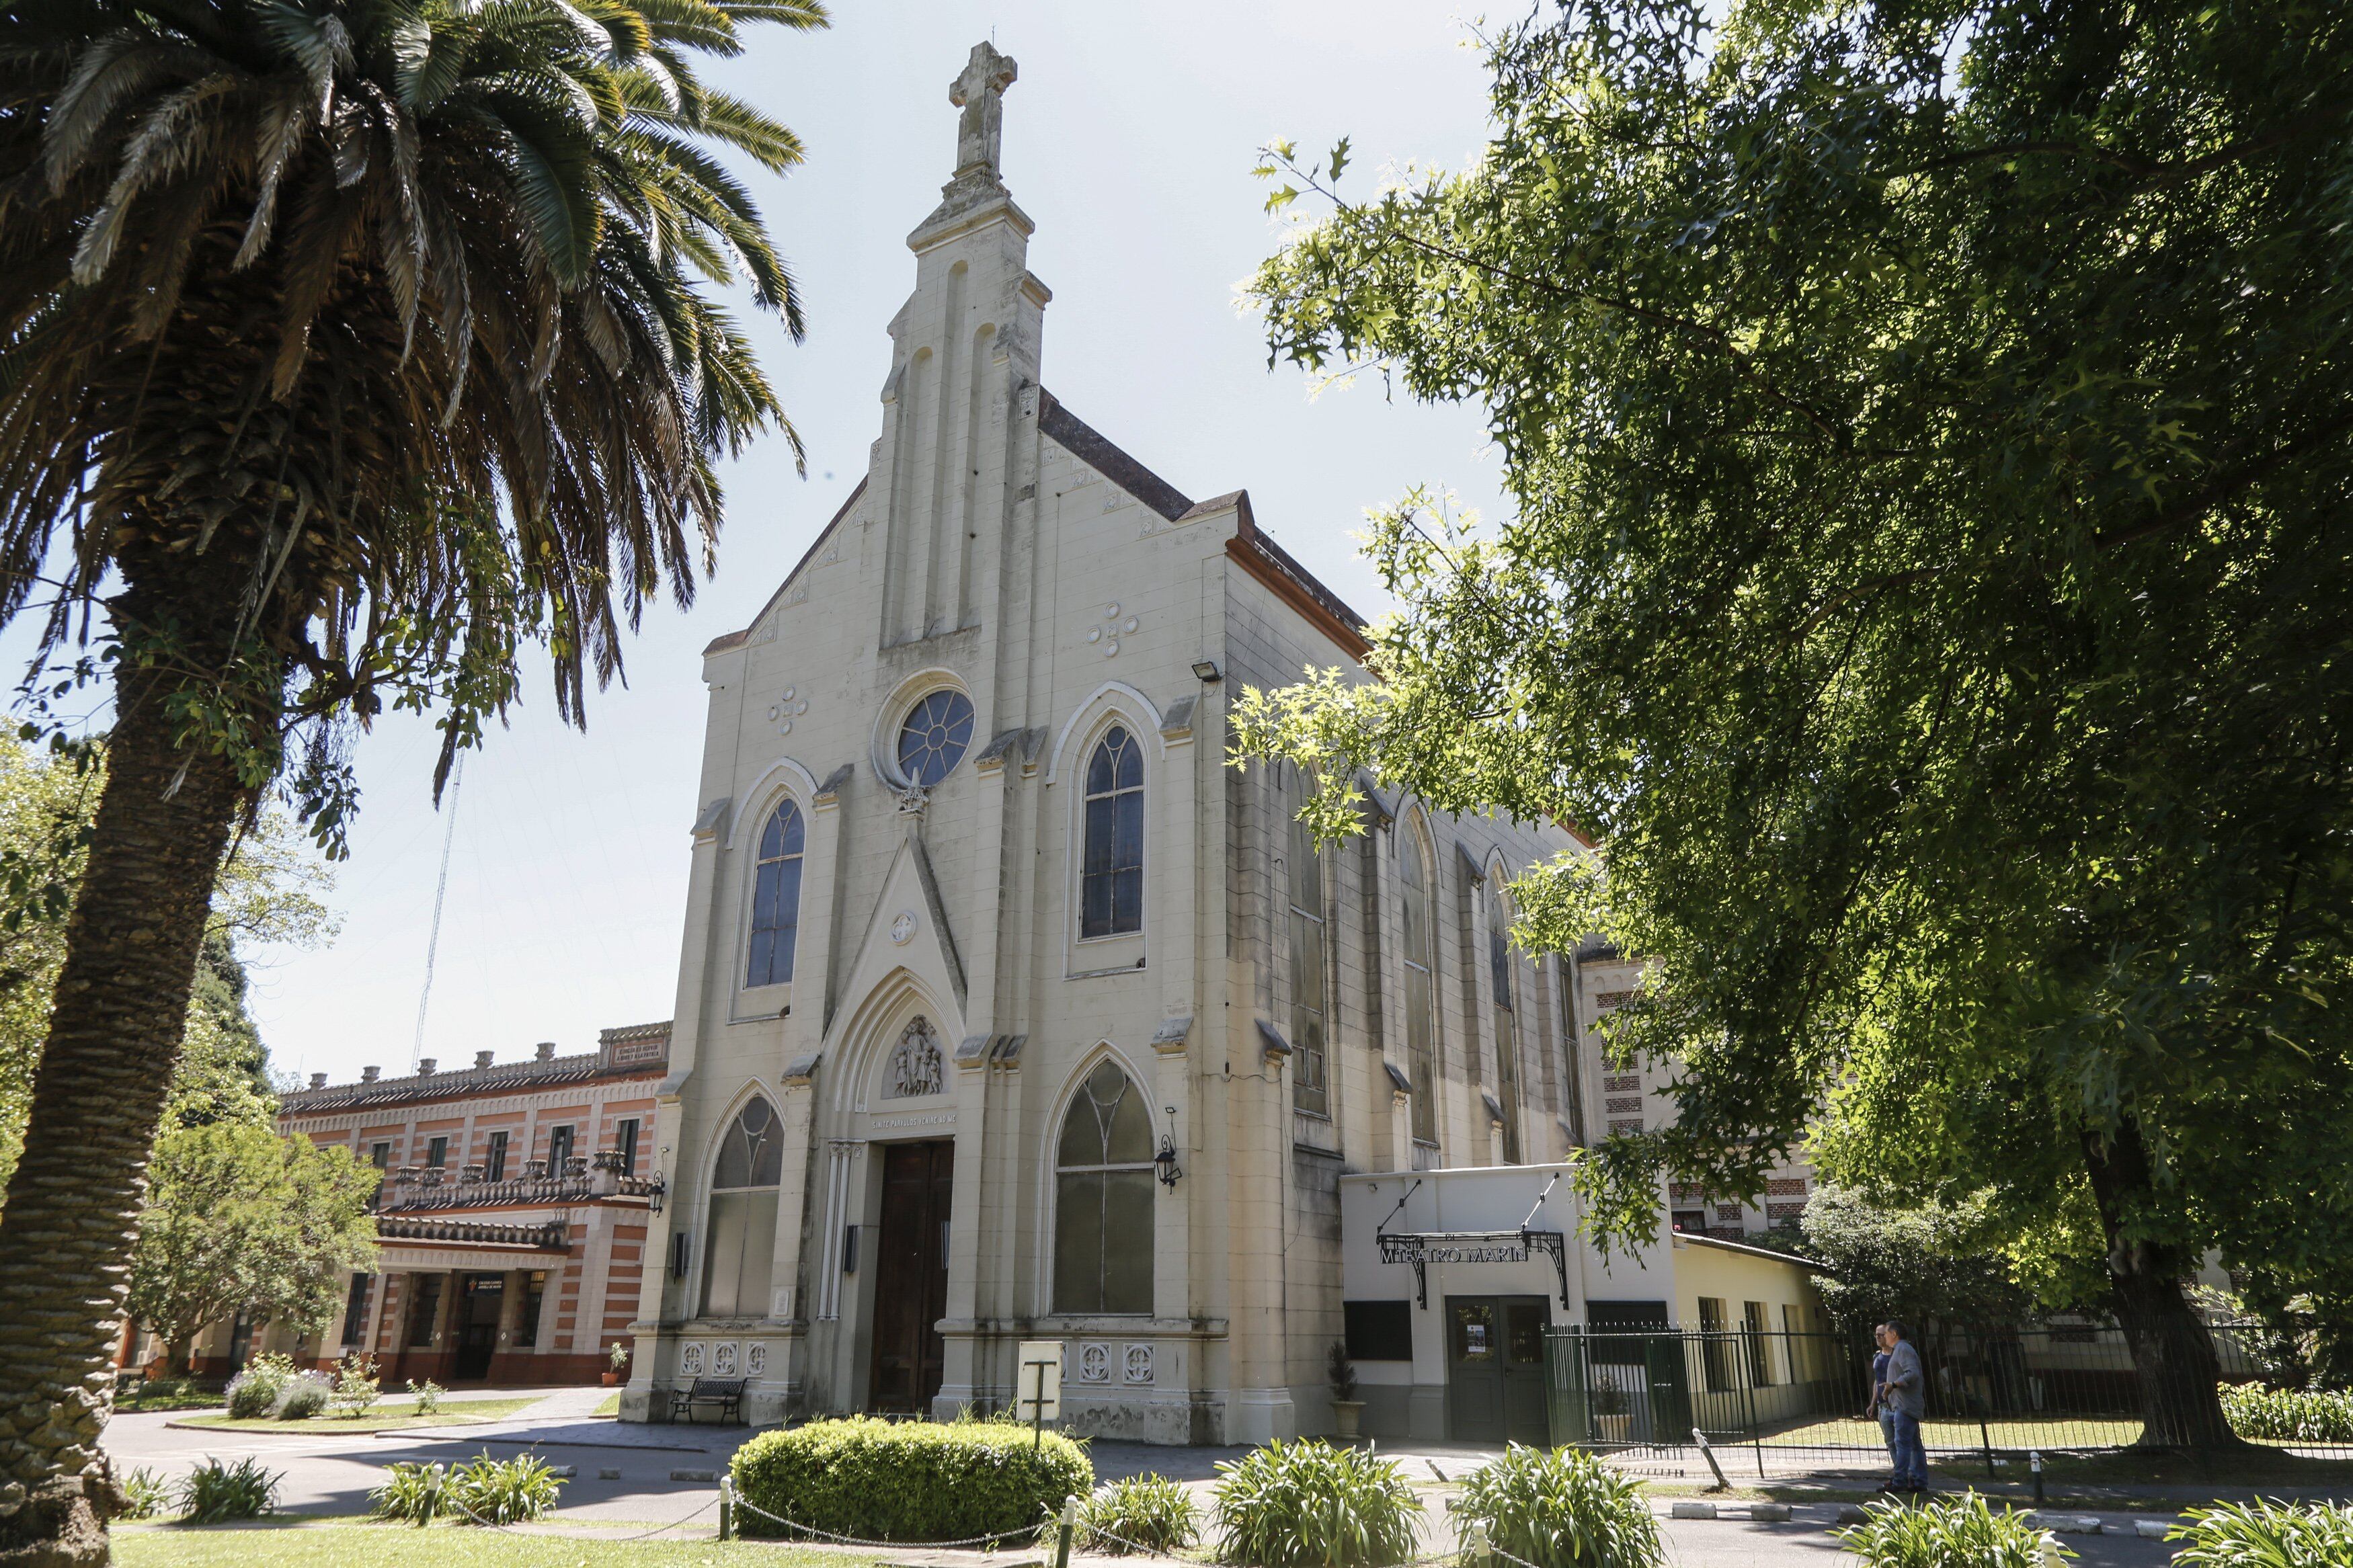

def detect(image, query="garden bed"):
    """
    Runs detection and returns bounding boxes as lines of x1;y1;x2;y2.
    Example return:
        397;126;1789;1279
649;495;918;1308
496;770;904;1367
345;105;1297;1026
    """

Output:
173;1397;539;1434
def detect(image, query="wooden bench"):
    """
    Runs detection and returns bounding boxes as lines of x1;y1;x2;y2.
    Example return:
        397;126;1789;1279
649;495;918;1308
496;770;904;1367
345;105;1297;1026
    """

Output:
668;1376;747;1424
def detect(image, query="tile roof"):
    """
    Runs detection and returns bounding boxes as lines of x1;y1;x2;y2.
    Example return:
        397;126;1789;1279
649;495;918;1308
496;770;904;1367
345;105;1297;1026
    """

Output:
281;1022;670;1115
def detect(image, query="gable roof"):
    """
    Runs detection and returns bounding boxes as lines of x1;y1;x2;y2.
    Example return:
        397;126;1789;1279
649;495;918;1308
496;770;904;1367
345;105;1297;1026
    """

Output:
702;393;1374;665
1033;393;1370;660
704;479;869;657
1036;390;1192;522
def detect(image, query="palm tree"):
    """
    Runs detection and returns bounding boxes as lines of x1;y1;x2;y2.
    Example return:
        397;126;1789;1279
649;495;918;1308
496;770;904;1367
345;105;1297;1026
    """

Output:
0;0;818;1555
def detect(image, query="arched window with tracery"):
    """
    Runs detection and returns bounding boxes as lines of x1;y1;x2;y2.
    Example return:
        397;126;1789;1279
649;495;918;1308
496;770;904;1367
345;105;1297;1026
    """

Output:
1400;825;1439;1145
1288;794;1328;1116
1053;1059;1154;1313
701;1096;782;1317
1489;887;1523;1163
746;800;805;988
1080;726;1144;938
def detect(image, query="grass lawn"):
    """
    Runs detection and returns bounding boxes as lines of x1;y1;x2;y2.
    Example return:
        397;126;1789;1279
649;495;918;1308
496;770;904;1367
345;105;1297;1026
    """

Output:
116;1388;226;1414
116;1523;855;1567
594;1393;622;1417
177;1397;541;1434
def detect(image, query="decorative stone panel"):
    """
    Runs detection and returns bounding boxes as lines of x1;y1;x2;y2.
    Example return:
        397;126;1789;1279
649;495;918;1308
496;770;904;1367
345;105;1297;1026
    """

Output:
746;1344;768;1377
1076;1342;1111;1383
680;1342;705;1377
1123;1344;1154;1385
713;1342;739;1376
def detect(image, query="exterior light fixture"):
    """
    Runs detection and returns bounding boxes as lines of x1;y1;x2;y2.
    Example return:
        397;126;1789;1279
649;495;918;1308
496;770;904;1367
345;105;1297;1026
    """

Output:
1155;1104;1183;1189
1191;660;1222;684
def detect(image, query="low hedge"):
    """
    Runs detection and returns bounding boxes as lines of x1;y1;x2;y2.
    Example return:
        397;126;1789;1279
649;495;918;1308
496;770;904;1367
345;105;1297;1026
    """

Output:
2220;1381;2353;1444
731;1416;1092;1544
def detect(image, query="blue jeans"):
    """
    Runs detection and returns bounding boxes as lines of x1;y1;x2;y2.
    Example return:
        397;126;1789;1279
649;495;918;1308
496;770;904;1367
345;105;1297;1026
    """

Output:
1888;1409;1927;1487
1878;1408;1898;1467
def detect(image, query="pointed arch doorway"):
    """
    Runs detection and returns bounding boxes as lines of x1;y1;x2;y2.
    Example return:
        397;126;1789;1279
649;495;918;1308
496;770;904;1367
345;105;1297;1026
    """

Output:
867;1139;953;1412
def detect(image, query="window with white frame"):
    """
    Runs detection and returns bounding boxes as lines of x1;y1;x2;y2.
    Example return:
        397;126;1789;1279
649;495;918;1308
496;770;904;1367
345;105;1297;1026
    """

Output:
746;800;805;988
1288;797;1328;1116
1053;1060;1154;1313
701;1097;781;1317
1080;726;1144;938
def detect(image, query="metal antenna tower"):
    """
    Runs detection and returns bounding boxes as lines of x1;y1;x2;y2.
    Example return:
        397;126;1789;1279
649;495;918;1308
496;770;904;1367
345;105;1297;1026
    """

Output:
410;751;465;1071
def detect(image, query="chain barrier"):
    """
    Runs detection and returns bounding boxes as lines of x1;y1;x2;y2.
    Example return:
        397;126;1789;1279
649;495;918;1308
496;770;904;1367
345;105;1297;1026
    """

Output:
1074;1515;1463;1568
729;1490;1053;1550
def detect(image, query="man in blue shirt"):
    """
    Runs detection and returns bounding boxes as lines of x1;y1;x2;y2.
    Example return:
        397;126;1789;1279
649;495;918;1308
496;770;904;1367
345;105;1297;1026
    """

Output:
1882;1320;1929;1492
1864;1323;1897;1479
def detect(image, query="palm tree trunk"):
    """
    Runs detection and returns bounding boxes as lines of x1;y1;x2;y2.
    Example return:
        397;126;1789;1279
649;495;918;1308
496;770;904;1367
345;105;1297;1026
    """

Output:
2080;1122;2246;1450
0;604;249;1567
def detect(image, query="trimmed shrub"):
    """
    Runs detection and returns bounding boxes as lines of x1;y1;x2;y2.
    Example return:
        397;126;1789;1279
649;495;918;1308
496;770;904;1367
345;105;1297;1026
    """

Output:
1071;1474;1201;1555
1212;1440;1423;1568
1449;1444;1662;1568
223;1353;298;1419
447;1452;565;1525
731;1415;1092;1544
2169;1499;2353;1567
276;1372;331;1419
175;1456;280;1524
2221;1383;2353;1444
1831;1494;2067;1568
118;1467;169;1521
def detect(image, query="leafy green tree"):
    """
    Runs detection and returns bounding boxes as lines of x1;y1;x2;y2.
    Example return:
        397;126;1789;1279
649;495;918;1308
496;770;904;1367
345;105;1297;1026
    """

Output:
126;1122;379;1378
0;0;815;1554
1796;1188;2036;1344
0;738;333;1190
1234;0;2353;1447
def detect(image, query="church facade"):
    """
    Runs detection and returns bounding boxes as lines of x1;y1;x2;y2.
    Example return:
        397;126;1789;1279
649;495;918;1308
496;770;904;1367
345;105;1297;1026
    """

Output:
621;44;1817;1444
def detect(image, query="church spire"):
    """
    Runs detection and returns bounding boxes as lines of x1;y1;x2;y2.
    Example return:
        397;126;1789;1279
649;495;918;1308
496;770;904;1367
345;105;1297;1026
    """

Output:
949;42;1016;183
878;42;1047;649
912;40;1027;245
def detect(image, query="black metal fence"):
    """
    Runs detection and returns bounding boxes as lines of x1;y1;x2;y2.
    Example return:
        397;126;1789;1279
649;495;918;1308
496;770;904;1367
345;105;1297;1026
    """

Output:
1542;1322;2353;1469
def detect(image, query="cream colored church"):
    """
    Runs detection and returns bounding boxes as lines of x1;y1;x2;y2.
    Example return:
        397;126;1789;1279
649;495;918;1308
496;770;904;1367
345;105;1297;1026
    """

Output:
621;44;1822;1446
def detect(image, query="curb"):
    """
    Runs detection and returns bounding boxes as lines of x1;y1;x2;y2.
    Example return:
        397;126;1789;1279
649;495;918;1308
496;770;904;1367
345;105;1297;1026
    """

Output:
382;1432;711;1454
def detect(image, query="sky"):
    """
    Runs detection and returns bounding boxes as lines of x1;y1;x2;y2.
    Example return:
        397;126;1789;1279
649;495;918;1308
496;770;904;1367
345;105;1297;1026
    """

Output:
83;3;1521;1084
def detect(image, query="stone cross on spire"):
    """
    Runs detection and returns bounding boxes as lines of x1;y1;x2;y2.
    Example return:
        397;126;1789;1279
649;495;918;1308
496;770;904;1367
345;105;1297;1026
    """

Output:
949;41;1018;179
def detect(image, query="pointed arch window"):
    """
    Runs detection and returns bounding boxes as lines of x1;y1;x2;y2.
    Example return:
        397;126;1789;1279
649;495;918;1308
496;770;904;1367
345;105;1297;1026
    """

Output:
1053;1060;1154;1314
746;801;805;988
701;1096;782;1318
1288;796;1328;1116
1554;957;1588;1147
1489;889;1523;1163
1400;826;1439;1145
1080;726;1144;938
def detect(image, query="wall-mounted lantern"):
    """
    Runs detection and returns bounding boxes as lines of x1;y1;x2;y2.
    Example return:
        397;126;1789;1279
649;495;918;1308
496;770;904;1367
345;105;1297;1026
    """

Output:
1155;1105;1183;1190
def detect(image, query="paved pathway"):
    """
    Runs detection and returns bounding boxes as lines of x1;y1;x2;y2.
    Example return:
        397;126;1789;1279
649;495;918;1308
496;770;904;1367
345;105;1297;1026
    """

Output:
99;1396;2318;1565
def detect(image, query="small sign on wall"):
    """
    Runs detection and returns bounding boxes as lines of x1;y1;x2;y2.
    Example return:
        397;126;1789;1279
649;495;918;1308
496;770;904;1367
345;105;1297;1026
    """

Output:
1016;1339;1062;1423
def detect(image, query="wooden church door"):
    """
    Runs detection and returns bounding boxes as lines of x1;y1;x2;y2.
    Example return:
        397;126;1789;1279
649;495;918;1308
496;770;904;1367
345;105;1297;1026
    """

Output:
867;1140;954;1411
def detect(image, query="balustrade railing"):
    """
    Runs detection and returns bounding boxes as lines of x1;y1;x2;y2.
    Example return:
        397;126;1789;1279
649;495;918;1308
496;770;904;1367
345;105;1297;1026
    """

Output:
371;1150;664;1212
